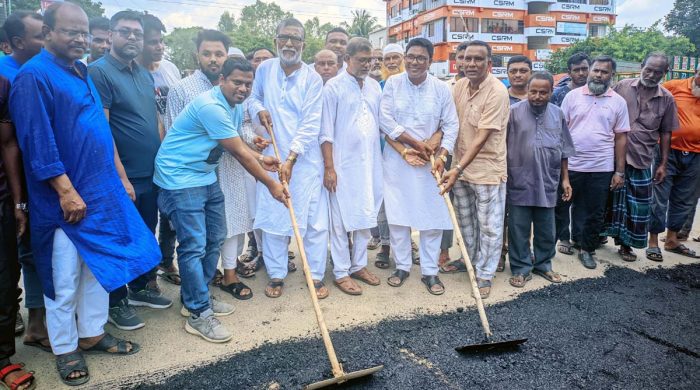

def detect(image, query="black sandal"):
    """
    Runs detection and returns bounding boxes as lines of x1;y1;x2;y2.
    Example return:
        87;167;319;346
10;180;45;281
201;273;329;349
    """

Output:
56;351;89;386
421;275;444;295
374;252;390;269
288;260;297;272
387;269;410;287
82;333;140;355
665;244;700;259
220;282;253;300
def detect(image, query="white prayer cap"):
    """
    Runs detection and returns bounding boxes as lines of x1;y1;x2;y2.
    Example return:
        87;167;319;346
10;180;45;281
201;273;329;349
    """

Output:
228;47;245;58
383;43;403;56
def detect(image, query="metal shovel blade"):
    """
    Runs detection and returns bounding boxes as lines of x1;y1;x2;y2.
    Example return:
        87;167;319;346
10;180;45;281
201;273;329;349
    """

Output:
455;338;528;354
304;365;384;390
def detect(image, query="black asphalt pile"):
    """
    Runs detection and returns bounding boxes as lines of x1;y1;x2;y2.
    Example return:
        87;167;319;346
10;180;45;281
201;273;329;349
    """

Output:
121;264;700;389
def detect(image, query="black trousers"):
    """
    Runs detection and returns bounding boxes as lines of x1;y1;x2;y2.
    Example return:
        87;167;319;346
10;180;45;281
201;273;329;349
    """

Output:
570;171;613;252
0;199;20;361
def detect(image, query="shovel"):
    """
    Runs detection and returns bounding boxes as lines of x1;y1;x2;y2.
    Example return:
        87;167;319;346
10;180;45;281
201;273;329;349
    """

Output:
263;122;383;389
430;155;527;354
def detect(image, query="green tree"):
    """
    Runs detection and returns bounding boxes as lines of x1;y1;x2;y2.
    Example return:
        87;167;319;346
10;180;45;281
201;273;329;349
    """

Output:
302;17;334;63
164;26;201;72
228;0;292;55
341;9;379;38
10;0;105;18
664;0;700;56
547;23;695;74
217;11;236;34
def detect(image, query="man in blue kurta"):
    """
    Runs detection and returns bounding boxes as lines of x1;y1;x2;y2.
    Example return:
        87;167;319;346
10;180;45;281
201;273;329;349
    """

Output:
9;3;159;385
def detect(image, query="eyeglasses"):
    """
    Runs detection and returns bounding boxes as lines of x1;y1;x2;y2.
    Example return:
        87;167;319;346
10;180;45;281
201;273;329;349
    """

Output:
351;57;373;65
405;55;429;64
276;34;303;44
113;28;144;40
56;28;92;41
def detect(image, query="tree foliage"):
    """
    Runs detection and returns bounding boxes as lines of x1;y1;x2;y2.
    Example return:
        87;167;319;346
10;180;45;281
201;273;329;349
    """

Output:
302;17;334;63
10;0;105;18
223;0;292;57
547;23;696;74
217;11;236;34
664;0;700;56
341;9;379;38
164;26;201;72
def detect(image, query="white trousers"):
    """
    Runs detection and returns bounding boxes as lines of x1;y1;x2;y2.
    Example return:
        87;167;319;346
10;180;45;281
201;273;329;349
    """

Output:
329;194;370;279
44;228;108;355
221;233;245;270
389;225;441;276
262;193;328;281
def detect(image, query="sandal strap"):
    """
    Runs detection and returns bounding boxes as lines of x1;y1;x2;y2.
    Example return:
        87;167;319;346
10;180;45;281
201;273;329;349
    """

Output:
422;275;443;287
56;352;87;379
0;364;23;380
267;280;284;288
391;269;409;280
9;371;34;390
88;334;132;353
313;280;325;289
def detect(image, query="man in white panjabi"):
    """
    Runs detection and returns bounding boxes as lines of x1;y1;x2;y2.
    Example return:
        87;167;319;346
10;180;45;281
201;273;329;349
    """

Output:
248;18;329;299
379;38;459;295
320;37;383;296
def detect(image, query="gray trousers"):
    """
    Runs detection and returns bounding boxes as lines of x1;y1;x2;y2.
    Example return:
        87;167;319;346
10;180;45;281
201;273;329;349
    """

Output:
507;205;556;275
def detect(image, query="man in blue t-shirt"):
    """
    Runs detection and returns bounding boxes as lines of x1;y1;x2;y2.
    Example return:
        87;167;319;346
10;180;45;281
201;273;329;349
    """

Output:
0;11;43;82
154;58;287;343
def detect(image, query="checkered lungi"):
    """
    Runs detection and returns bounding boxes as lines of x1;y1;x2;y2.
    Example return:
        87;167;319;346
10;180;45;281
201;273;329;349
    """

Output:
603;165;652;248
453;180;506;280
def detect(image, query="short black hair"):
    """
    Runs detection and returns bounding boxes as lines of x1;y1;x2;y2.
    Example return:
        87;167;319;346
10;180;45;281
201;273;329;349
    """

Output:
276;18;305;40
456;41;470;53
221;57;254;78
246;47;274;60
3;11;43;49
142;13;166;35
325;27;349;41
642;51;670;71
566;52;590;71
465;40;492;58
195;29;231;52
591;55;616;72
528;71;554;90
405;37;433;62
109;10;143;31
0;28;7;44
89;16;110;33
507;55;532;70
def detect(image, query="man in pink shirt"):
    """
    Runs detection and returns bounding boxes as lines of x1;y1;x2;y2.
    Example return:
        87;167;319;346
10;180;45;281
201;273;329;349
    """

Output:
560;55;630;269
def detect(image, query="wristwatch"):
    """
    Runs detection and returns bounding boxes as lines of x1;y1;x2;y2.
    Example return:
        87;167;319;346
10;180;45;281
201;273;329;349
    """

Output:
15;203;28;212
287;154;297;164
614;171;625;178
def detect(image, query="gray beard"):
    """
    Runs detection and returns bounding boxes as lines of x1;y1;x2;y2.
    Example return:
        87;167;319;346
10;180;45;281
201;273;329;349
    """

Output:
640;78;660;88
692;82;700;98
279;50;302;67
588;80;610;95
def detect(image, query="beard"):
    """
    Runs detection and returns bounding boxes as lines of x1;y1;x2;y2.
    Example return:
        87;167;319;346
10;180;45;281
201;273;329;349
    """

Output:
692;82;700;98
640;78;660;88
279;47;302;67
587;79;611;95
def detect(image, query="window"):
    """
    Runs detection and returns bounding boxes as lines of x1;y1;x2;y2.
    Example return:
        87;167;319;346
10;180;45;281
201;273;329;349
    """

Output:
428;22;435;37
556;22;587;36
589;0;610;4
557;0;585;4
481;19;524;34
391;5;398;18
492;55;506;68
450;17;479;33
589;24;608;37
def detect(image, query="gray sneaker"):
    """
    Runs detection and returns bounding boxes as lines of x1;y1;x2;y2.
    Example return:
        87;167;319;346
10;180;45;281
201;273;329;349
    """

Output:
128;288;173;309
180;295;236;317
109;299;145;331
185;309;232;343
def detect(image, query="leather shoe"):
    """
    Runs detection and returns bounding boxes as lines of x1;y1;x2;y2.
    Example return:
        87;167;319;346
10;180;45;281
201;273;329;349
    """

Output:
578;251;597;269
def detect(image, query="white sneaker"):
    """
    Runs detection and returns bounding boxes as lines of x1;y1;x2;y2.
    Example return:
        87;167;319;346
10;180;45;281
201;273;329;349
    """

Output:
180;295;236;317
185;309;232;343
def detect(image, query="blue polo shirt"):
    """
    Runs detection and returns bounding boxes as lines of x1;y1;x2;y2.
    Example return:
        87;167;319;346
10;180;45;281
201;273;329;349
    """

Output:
88;54;160;179
154;86;242;190
0;55;21;82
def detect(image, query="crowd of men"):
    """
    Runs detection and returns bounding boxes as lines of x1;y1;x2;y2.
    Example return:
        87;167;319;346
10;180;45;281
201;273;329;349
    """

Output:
0;2;698;388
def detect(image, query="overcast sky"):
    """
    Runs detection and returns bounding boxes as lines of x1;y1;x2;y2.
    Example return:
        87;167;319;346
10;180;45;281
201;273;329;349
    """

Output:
100;0;675;33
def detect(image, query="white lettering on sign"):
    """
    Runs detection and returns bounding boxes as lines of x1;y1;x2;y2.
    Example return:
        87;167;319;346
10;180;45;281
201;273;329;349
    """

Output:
535;15;555;23
592;16;609;23
492;11;514;18
561;14;581;21
448;0;477;5
452;9;476;16
492;45;514;52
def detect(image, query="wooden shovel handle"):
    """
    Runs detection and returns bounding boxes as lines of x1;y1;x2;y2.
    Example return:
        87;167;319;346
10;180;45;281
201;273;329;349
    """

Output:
263;122;346;377
430;155;492;337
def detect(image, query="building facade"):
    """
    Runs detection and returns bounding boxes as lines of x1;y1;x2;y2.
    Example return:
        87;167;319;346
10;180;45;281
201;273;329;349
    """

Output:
384;0;616;77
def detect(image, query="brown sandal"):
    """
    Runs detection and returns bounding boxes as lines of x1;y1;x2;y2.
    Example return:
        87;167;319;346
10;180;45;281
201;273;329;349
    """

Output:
313;280;329;299
350;268;380;286
334;277;362;295
533;269;562;283
509;274;532;288
264;279;284;298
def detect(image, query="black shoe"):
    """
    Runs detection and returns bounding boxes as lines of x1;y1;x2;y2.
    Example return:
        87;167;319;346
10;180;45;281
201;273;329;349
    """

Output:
578;251;597;269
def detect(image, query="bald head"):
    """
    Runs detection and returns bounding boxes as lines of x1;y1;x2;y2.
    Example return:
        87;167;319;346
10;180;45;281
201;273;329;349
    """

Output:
314;49;339;84
43;2;89;61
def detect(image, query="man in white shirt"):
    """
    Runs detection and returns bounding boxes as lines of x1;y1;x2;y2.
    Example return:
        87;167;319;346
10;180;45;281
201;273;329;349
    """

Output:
325;27;349;73
321;37;383;296
248;18;329;299
379;38;459;295
314;49;339;85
